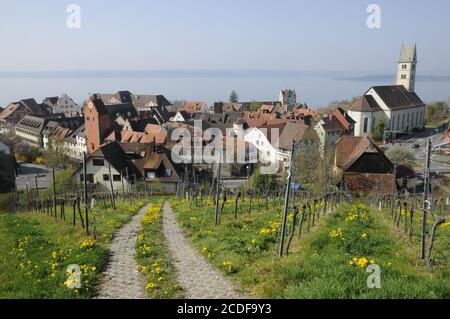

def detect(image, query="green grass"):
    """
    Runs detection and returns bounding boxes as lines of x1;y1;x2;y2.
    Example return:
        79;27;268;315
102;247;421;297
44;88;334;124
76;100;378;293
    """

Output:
135;198;183;299
170;198;450;299
0;199;147;299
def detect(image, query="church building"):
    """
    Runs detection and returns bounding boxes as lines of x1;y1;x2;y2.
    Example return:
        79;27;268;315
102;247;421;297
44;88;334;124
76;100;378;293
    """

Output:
349;44;426;137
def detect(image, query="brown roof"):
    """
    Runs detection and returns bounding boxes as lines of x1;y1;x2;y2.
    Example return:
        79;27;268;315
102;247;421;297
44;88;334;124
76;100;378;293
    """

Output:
89;142;142;180
321;115;345;132
333;107;356;131
0;103;24;120
243;112;278;121
179;101;206;114
370;85;424;110
335;136;393;172
349;95;382;112
277;122;312;150
244;118;287;129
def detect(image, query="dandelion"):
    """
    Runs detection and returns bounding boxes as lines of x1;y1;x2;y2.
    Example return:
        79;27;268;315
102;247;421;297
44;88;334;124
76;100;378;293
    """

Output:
329;228;345;240
361;233;368;239
223;261;234;273
145;282;158;290
80;239;96;250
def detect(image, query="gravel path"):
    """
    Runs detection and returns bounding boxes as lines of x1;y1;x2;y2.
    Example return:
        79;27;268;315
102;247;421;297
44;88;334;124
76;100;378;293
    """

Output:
96;204;149;299
162;201;244;299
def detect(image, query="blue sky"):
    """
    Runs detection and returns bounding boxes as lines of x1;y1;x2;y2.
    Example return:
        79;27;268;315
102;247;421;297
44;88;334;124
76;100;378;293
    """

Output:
0;0;449;73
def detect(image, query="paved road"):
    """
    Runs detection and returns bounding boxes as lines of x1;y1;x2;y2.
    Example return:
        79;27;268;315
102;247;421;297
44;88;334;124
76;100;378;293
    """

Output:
15;163;52;191
96;204;149;299
162;201;244;299
383;132;450;174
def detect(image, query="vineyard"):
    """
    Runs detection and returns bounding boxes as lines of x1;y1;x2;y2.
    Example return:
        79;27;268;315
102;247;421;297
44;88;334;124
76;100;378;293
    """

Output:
170;189;449;298
0;175;449;298
0;194;148;298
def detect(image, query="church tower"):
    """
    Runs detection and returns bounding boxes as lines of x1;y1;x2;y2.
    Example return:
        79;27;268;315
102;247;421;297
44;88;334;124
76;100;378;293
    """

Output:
396;44;417;92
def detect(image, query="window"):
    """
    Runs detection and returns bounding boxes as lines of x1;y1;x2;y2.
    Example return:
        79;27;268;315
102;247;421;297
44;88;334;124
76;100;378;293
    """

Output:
165;169;172;177
401;74;407;79
402;64;407;69
146;171;156;179
92;159;104;167
402;114;405;129
113;175;121;181
80;174;84;182
103;174;110;181
397;116;400;129
87;174;94;183
363;118;369;133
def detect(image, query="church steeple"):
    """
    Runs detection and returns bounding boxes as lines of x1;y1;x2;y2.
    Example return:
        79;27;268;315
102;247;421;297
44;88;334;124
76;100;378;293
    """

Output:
396;44;417;92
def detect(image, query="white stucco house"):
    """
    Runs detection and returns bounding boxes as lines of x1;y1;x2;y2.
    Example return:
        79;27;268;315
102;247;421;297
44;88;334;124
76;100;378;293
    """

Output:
348;44;425;137
64;124;87;161
52;93;80;117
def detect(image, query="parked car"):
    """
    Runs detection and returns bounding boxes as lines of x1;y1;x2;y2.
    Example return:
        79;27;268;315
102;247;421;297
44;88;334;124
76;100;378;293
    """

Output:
429;171;440;178
411;144;420;149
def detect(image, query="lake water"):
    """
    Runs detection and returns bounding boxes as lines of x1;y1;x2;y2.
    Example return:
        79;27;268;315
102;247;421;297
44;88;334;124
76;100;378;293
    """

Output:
0;70;449;108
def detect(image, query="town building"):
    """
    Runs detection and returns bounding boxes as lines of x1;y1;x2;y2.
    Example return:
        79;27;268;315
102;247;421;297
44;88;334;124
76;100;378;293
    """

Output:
50;93;80;117
275;122;320;168
279;89;297;108
314;114;347;156
16;115;83;149
349;44;425;137
0;99;48;135
72;141;182;194
63;124;87;161
178;101;206;114
334;136;396;195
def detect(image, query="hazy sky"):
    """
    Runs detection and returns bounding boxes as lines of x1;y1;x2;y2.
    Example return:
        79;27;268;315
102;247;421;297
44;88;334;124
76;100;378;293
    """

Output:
0;0;449;72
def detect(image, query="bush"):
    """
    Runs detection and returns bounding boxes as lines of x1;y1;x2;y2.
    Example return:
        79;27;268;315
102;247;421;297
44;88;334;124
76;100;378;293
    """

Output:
425;101;449;125
35;156;45;165
13;142;39;163
386;145;416;165
0;193;16;212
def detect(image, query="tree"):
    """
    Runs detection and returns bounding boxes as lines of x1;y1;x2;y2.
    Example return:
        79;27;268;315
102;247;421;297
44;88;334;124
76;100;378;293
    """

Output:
42;137;71;169
13;141;39;163
372;118;386;141
386;145;416;165
425;101;449;125
249;101;262;112
249;166;278;191
229;90;239;103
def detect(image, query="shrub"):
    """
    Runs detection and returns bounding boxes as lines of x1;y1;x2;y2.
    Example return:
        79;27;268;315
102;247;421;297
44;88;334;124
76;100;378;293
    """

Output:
0;193;16;212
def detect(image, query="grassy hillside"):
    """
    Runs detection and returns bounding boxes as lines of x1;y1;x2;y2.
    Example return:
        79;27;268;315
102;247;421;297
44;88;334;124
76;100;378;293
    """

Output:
170;198;449;299
0;199;146;298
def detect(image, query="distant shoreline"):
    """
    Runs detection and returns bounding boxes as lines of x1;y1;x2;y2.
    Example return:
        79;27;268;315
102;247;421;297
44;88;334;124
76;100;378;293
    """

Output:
0;69;448;82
